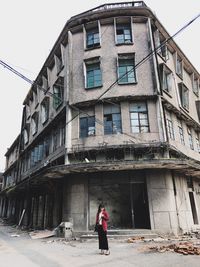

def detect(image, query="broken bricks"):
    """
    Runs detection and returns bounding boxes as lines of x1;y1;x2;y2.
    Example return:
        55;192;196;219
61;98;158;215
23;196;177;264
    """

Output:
149;242;200;255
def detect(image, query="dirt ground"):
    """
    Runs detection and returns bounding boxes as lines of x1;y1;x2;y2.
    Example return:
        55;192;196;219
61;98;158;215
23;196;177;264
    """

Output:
0;223;200;267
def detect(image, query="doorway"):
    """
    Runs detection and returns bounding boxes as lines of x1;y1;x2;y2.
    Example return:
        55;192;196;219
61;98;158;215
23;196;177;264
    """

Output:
130;182;150;229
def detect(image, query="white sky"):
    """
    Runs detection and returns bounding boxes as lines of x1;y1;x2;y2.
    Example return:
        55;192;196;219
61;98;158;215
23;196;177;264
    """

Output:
0;0;200;171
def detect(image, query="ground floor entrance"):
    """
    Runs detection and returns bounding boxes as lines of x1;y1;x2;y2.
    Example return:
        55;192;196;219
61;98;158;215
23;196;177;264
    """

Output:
88;171;150;230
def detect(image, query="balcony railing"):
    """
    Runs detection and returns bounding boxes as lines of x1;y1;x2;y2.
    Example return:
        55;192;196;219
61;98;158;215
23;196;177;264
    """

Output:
70;1;146;19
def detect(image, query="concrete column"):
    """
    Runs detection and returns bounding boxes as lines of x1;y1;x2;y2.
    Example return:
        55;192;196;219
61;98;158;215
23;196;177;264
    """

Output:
147;170;179;235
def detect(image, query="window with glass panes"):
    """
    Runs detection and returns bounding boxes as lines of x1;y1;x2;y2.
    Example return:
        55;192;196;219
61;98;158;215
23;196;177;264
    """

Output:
86;61;102;88
104;104;122;135
187;128;194;150
166;113;175;140
196;133;200;152
130;102;149;133
80;116;95;138
163;66;172;93
118;55;136;84
178;120;184;145
53;78;64;109
86;28;100;48
116;24;132;44
176;56;183;77
41;98;49;124
178;83;189;110
31;113;38;135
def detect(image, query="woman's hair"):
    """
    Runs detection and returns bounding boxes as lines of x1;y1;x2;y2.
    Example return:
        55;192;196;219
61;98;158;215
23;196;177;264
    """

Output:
97;203;105;214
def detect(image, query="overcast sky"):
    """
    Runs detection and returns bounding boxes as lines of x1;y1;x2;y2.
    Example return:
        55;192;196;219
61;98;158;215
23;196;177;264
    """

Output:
0;0;199;171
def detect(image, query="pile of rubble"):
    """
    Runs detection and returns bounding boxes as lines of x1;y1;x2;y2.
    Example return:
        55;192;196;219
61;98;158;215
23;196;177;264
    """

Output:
149;241;200;255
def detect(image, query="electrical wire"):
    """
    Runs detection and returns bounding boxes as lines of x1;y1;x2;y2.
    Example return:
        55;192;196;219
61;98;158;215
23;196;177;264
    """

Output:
0;12;199;141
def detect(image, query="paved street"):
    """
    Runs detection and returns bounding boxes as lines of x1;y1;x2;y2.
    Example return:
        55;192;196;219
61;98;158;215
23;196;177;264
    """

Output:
0;223;200;267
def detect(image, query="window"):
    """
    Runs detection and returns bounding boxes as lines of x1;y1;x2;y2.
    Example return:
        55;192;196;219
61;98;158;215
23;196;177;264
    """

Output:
196;101;200;121
44;137;50;157
155;30;168;60
130;102;149;133
53;130;60;152
80;116;95;138
55;50;64;75
61;124;65;146
160;64;172;93
23;128;29;145
41;97;49;124
33;87;39;107
193;75;199;96
176;56;183;78
196;133;200;153
178;83;189;110
187;128;194;150
166;112;175;140
116;21;132;44
85;58;102;88
86;27;100;49
53;77;64;109
42;75;49;91
118;54;136;84
31;113;38;135
104;104;122;135
177;120;184;145
26;104;31;119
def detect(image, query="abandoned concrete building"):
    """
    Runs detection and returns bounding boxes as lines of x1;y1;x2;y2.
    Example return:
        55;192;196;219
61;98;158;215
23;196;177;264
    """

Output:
1;1;200;235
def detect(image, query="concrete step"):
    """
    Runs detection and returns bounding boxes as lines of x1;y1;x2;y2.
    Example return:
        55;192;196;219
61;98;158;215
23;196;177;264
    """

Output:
77;229;158;240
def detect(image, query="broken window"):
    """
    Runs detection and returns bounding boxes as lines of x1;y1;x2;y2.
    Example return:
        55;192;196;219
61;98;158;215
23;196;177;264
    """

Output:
41;97;49;124
118;54;136;84
84;57;102;88
31;112;38;135
176;55;183;78
104;104;122;135
53;77;64;109
80;116;95;138
86;26;100;49
130;102;149;133
177;119;184;145
160;64;172;93
178;83;189;110
187;127;194;150
115;19;132;44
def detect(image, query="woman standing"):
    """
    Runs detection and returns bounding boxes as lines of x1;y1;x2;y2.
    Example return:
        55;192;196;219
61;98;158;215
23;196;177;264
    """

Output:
96;204;110;255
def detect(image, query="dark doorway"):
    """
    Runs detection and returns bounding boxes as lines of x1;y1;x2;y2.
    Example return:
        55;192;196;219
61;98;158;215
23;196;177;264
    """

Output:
189;192;198;225
131;182;150;229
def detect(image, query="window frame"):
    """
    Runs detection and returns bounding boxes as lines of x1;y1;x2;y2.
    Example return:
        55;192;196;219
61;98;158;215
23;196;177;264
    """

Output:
41;97;49;125
79;116;96;138
178;82;189;111
31;112;38;136
192;74;199;96
53;77;64;109
187;127;194;150
103;104;122;135
176;54;183;79
115;17;133;45
84;57;102;89
117;54;136;85
129;102;149;133
84;21;101;50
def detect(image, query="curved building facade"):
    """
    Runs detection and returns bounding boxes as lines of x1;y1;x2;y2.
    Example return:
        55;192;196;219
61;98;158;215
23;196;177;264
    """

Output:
1;2;200;235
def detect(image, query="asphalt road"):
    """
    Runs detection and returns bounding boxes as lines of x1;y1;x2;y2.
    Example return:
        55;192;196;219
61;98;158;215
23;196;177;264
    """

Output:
0;223;200;267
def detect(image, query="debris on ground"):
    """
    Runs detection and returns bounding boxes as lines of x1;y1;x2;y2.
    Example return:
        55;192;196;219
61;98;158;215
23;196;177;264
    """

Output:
29;230;55;239
10;234;20;237
127;236;144;243
149;241;200;255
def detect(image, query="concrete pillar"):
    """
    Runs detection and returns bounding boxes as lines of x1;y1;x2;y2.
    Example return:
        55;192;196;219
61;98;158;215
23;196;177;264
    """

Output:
147;170;179;235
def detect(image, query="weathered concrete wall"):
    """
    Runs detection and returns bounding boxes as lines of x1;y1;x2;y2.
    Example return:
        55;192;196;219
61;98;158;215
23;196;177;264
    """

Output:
62;176;88;231
147;170;179;235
